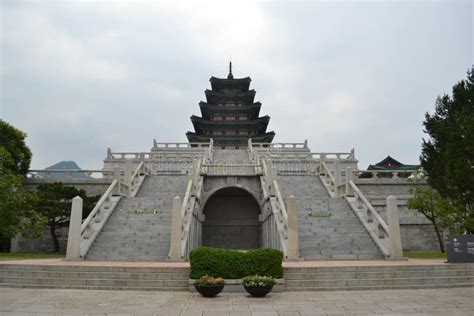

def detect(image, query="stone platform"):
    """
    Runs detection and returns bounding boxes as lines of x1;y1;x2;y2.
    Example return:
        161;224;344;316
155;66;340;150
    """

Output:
0;259;472;292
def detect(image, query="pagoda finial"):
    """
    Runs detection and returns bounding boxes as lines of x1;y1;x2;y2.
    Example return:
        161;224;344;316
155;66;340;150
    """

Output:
227;61;233;79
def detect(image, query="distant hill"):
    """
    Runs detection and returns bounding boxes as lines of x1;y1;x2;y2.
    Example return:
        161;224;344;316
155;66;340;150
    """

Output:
37;161;90;179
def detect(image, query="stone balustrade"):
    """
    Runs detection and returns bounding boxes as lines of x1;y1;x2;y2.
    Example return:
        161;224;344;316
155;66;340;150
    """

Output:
27;169;111;179
353;169;417;180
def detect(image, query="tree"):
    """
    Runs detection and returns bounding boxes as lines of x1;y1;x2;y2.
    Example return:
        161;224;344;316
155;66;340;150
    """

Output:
407;187;458;252
0;119;32;176
33;182;99;252
0;148;46;241
421;67;474;233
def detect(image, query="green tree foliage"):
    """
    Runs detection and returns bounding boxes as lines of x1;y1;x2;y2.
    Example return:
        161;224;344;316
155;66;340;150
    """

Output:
421;67;474;233
0;120;32;176
407;187;458;252
32;182;99;252
0;148;45;241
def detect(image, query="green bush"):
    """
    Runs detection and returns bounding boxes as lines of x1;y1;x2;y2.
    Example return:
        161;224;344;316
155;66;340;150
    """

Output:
189;247;283;279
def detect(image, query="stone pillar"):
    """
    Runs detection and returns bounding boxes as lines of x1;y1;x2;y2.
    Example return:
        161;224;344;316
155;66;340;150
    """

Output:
66;196;83;259
113;166;121;195
387;195;403;259
286;195;300;260
345;167;353;196
319;153;326;175
169;196;182;260
10;233;20;253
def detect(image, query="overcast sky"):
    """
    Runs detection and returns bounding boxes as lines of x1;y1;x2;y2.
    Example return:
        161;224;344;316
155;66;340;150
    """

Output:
1;0;472;170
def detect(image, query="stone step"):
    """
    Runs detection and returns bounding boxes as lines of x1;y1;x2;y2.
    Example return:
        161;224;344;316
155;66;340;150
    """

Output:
284;269;474;280
284;276;474;289
0;264;189;291
0;276;187;288
0;270;189;280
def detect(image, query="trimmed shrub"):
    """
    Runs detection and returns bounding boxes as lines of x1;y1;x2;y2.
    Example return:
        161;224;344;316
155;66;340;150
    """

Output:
189;246;283;279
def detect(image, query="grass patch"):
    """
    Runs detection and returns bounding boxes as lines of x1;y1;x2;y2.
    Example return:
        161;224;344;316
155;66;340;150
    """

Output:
0;252;65;260
404;251;447;259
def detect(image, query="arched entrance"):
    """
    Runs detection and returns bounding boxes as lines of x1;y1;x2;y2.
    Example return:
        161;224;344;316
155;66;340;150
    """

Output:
202;187;261;249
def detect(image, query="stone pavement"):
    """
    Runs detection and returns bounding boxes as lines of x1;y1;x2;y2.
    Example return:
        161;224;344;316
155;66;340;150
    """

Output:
0;287;473;315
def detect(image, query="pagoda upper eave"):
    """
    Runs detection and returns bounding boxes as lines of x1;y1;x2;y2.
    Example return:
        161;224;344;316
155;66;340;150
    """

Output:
210;76;251;92
205;89;256;105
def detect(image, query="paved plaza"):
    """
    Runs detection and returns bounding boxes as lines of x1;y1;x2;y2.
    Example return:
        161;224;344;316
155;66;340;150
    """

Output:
0;287;473;316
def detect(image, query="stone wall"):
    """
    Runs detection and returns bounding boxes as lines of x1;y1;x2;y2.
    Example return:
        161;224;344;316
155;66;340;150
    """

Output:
15;227;68;253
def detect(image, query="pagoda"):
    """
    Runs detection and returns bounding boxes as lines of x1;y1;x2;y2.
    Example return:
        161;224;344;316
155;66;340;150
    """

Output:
186;62;275;148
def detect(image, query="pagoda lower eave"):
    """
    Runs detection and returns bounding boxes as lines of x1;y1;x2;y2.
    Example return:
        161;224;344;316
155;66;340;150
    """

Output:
190;116;270;134
186;132;275;144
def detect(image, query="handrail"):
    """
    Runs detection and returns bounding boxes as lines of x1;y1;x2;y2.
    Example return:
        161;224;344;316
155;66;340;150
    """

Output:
273;180;288;224
81;179;118;232
130;161;144;183
349;181;389;234
181;180;193;219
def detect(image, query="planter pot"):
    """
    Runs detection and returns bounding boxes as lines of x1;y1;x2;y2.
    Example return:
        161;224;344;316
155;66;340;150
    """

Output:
194;284;225;297
243;285;274;297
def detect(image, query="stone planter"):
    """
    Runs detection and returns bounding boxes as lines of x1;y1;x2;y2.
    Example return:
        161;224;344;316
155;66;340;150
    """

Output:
194;284;225;297
243;285;274;297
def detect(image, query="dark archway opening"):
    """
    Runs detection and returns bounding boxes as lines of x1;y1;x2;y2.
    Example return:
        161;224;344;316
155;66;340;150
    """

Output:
202;187;261;249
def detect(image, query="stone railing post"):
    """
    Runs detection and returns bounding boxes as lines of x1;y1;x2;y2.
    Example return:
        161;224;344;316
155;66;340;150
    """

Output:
319;153;326;175
66;196;83;259
169;196;182;260
113;166;121;195
334;158;341;197
286;195;300;260
345;166;353;196
387;195;403;259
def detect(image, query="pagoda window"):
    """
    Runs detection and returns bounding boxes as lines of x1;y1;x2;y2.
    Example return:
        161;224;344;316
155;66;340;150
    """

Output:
214;116;222;121
239;116;247;120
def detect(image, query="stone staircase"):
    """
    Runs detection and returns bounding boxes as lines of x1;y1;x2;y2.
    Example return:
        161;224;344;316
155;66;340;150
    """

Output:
0;264;189;291
284;263;474;291
86;174;188;260
278;175;383;259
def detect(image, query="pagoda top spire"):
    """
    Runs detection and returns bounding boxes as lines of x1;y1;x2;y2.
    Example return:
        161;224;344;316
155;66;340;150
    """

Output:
227;61;233;79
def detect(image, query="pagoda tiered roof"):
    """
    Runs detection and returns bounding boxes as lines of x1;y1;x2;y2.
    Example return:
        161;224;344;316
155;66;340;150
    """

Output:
186;132;275;144
190;115;270;134
210;76;251;92
199;102;261;119
186;62;275;147
205;89;256;105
